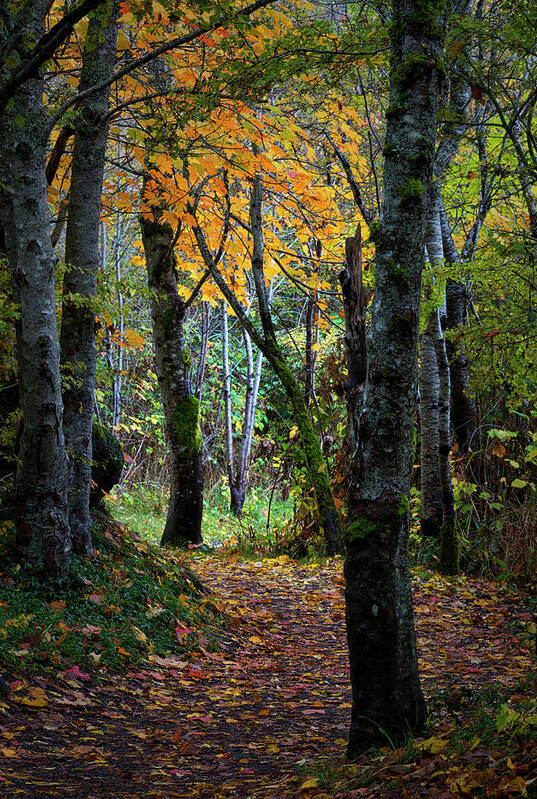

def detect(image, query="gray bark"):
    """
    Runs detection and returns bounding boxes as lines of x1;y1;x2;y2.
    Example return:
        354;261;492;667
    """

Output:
60;1;118;555
426;204;458;570
440;206;480;452
431;307;458;573
420;201;446;539
222;299;266;517
222;300;236;501
345;0;447;756
0;0;71;584
419;316;442;537
339;226;369;448
304;294;317;409
195;302;211;400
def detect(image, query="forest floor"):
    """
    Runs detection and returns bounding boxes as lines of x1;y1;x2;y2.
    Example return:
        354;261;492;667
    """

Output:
1;549;536;799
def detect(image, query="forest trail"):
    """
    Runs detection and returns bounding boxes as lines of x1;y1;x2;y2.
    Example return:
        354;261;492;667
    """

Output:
1;555;533;799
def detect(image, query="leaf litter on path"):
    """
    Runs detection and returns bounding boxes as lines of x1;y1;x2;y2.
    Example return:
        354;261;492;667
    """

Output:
0;555;533;798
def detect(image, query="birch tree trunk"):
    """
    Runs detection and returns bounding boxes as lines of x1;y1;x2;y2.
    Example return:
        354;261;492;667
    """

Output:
60;1;118;554
195;302;211;400
235;327;264;514
141;214;203;546
221;301;237;508
222;290;267;517
431;309;458;573
425;203;458;571
304;294;318;409
440;208;480;453
0;0;71;583
345;0;447;756
419;316;443;536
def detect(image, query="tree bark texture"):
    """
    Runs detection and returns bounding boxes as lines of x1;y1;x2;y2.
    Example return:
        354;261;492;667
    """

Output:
141;215;203;546
339;226;369;448
440;208;480;453
419;317;443;536
195;302;211;400
425;203;458;570
431;309;459;573
304;293;317;409
221;301;237;509
60;1;118;555
0;0;71;584
345;0;447;757
223;301;264;518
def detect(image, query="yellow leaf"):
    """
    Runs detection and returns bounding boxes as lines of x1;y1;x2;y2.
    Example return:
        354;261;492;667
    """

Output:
421;735;448;754
132;626;148;645
182;212;198;227
20;695;48;708
299;778;319;791
124;329;146;349
289;425;299;439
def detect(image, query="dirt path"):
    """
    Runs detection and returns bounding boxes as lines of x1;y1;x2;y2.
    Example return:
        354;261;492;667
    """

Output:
0;555;532;798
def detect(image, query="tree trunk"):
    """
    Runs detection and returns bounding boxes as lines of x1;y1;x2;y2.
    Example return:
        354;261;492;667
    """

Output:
60;2;118;555
345;0;446;756
235;326;264;515
223;298;264;519
304;293;317;408
431;309;459;573
440;208;480;453
195;302;211;400
221;301;237;511
425;202;458;571
140;215;203;547
419;317;443;537
0;0;71;584
339;226;369;447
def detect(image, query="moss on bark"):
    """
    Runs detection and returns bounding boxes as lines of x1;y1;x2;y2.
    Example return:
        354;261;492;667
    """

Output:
171;396;202;456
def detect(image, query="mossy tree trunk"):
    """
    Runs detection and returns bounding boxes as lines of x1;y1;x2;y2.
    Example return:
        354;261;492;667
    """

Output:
345;0;447;757
0;0;71;584
60;1;118;555
140;214;203;547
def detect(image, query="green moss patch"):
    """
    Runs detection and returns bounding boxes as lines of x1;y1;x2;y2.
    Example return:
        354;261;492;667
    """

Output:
171;395;202;455
0;515;223;675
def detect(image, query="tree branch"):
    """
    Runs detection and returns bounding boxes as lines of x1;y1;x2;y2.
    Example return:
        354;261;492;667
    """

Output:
0;0;108;111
